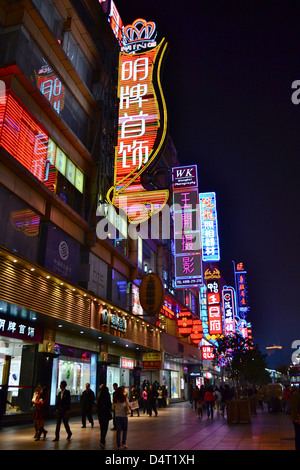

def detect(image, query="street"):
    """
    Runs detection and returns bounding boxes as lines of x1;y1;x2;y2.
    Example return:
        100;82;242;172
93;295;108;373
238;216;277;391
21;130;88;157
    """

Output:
0;401;295;453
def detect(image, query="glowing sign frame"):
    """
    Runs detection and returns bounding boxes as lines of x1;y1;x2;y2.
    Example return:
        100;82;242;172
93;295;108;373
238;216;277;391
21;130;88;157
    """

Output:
107;29;169;224
199;192;220;262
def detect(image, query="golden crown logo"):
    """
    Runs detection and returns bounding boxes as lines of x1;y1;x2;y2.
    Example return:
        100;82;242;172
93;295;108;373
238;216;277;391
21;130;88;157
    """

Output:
122;18;157;52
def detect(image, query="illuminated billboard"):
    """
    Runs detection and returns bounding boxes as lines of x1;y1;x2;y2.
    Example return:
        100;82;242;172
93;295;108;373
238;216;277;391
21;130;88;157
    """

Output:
199;192;220;262
107;20;169;224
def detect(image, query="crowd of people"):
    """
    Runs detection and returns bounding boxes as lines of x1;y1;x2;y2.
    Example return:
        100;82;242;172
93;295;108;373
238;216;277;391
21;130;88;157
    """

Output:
189;383;235;419
29;380;169;450
20;380;300;450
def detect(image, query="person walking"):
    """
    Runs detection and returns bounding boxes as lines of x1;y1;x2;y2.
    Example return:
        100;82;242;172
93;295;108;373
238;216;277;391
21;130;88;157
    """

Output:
161;385;168;407
112;386;130;450
130;387;140;417
192;386;200;411
148;385;158;417
157;386;163;408
111;383;118;430
142;386;148;414
80;383;95;428
32;384;49;440
96;385;112;449
53;381;72;441
205;386;215;419
290;386;300;450
214;387;222;416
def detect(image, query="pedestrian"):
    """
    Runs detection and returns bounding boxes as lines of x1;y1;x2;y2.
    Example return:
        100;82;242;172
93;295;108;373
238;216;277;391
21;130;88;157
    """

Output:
205;386;215;418
157;386;163;408
0;385;11;429
96;385;112;449
130;387;140;417
188;384;193;407
284;385;291;414
257;386;264;410
112;386;130;450
32;384;49;440
290;386;300;450
53;380;72;441
161;385;168;407
192;386;200;411
148;385;158;417
214;387;222;416
80;383;95;428
111;383;118;430
142;386;148;414
196;397;203;418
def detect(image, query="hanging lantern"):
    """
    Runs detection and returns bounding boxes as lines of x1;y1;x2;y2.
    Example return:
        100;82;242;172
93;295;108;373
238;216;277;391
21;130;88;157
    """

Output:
177;309;193;337
190;319;203;344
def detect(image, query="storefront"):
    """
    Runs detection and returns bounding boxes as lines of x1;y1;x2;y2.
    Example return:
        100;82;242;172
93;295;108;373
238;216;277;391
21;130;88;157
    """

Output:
0;304;43;416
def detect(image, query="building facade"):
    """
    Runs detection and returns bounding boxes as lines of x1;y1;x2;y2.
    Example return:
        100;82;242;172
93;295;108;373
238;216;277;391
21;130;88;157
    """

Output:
0;0;208;423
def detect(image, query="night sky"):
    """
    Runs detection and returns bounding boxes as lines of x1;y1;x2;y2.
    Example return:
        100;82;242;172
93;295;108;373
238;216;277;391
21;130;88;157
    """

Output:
115;0;300;367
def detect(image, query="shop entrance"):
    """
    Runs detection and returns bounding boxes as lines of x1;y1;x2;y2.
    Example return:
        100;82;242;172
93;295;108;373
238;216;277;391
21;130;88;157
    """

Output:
0;337;37;414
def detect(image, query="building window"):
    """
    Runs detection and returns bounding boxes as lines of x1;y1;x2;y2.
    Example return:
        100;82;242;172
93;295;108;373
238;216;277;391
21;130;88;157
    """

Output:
62;31;93;89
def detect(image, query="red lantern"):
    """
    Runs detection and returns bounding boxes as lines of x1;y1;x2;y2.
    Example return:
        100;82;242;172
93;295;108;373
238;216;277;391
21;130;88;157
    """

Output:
190;319;203;344
177;310;193;337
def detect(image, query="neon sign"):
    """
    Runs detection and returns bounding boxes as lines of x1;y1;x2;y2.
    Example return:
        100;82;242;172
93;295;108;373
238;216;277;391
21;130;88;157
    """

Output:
199;192;220;262
99;0;124;45
221;286;237;336
122;18;157;53
0;91;50;185
172;165;202;288
107;21;169;224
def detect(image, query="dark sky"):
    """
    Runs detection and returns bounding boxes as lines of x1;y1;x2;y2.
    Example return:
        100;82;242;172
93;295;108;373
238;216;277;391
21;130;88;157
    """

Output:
115;0;300;366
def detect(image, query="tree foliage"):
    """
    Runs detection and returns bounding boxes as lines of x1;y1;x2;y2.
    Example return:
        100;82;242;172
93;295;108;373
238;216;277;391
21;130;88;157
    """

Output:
213;333;271;386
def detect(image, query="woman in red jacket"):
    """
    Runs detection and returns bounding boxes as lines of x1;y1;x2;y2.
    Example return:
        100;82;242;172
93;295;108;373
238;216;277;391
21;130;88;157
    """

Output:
205;387;215;419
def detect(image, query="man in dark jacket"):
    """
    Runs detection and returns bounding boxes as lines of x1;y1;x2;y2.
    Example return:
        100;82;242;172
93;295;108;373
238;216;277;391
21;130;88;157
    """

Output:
53;381;72;441
80;383;95;428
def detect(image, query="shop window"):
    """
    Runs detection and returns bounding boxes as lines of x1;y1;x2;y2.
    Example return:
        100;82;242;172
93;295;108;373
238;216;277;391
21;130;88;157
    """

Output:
110;269;128;310
50;345;97;405
56;172;84;216
142;242;156;274
0;339;37;415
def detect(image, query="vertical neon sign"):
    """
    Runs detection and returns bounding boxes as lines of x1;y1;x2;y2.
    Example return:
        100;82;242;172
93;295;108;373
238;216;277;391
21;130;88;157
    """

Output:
199;192;220;262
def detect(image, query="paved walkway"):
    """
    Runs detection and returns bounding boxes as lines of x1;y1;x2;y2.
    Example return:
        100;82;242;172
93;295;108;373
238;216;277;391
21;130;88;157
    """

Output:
0;401;296;452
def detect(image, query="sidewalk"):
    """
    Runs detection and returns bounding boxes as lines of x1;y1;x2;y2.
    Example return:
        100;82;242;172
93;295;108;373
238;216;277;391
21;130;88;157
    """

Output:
0;401;296;451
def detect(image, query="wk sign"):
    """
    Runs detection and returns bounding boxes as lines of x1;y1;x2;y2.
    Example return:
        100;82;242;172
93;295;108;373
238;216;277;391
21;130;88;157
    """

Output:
107;19;169;224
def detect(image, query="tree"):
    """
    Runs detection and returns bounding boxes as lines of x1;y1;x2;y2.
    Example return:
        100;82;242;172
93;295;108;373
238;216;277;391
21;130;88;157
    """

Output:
213;333;270;387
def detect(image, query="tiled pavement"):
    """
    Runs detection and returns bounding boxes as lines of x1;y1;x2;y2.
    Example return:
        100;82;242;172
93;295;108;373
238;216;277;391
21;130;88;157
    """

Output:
0;401;295;452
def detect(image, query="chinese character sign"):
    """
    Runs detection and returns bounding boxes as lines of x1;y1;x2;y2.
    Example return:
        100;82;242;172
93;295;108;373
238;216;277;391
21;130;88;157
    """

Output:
199;192;220;262
172;165;202;288
222;286;237;336
107;25;169;224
